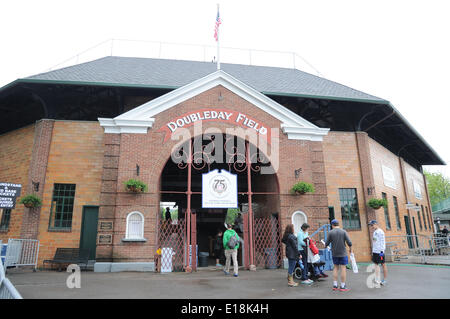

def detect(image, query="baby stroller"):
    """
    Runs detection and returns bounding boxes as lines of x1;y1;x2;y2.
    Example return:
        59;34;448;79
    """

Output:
293;238;328;281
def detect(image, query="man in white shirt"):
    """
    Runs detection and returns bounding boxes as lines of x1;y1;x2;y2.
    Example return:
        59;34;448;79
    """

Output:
369;220;387;286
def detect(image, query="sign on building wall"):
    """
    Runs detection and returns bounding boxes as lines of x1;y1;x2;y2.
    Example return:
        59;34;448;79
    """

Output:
413;180;422;199
382;165;396;189
202;169;237;208
0;183;22;209
159;108;270;143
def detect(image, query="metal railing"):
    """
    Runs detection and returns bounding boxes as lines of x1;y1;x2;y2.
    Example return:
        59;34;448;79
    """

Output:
385;234;450;264
4;239;40;271
0;256;23;299
44;38;323;77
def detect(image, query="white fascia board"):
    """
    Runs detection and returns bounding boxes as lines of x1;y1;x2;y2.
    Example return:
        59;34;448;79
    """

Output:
98;117;154;134
281;125;330;141
115;72;222;120
108;70;330;140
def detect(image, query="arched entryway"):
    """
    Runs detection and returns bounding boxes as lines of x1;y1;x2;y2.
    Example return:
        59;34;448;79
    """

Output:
157;133;281;272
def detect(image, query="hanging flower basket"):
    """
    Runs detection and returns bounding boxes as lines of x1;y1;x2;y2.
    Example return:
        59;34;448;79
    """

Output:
19;194;42;208
368;198;388;210
123;179;148;193
290;182;315;195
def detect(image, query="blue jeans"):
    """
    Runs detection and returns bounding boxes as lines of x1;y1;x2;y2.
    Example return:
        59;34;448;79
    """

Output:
287;258;297;275
299;250;308;280
314;264;323;275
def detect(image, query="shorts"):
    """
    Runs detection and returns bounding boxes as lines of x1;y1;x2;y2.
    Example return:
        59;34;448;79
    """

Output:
372;253;385;264
332;256;348;265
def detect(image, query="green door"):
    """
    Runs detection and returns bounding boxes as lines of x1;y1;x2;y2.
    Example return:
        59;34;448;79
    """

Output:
80;206;99;260
404;216;414;249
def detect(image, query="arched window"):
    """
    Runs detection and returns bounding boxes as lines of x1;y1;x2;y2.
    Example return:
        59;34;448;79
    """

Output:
126;212;144;239
291;211;308;235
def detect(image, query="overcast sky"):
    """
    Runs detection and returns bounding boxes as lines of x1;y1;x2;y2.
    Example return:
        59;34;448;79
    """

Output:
1;0;448;177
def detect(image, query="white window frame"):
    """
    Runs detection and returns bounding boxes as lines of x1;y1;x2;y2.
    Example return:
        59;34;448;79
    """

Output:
291;211;308;236
125;211;145;240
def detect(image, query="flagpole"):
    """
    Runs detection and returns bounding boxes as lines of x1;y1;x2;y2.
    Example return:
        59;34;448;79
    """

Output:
217;3;220;70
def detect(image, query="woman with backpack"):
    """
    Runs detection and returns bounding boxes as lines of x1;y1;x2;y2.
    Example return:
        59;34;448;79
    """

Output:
281;224;299;287
223;223;240;277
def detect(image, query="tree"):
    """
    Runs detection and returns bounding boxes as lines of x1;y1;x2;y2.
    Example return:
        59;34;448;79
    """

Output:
424;171;450;206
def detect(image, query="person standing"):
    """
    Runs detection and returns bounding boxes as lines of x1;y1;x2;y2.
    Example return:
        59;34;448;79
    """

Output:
223;223;239;277
325;219;352;291
368;220;387;286
282;224;299;287
214;230;224;267
297;223;313;285
165;207;172;224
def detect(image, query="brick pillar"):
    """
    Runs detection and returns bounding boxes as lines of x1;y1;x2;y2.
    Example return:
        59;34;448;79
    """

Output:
96;133;121;262
355;132;377;251
399;157;414;235
20;119;54;239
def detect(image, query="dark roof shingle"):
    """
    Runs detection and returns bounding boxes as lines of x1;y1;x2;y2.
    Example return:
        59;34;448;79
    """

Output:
25;56;387;103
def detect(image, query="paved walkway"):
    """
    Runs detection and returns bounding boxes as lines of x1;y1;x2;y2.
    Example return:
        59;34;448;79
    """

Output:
7;264;450;299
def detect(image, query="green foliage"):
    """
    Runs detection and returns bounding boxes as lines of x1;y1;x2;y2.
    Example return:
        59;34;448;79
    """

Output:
424;171;450;206
368;198;388;210
124;179;148;193
226;208;240;225
19;194;42;208
290;182;315;195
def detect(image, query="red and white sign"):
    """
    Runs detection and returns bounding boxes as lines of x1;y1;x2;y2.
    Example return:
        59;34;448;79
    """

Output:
158;108;271;142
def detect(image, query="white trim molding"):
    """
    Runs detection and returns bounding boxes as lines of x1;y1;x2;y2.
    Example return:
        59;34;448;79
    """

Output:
124;211;146;240
98;70;329;141
291;211;308;235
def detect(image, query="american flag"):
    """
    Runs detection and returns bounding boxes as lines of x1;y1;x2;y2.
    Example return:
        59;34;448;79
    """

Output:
214;10;221;42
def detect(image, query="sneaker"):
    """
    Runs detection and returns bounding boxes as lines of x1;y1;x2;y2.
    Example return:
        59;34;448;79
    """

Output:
380;280;387;286
233;273;238;277
216;263;223;267
301;280;313;285
223;270;230;275
320;273;328;278
332;285;339;291
339;285;350;292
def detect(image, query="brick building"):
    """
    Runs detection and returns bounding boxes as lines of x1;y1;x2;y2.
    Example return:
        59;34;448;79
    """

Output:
0;57;444;271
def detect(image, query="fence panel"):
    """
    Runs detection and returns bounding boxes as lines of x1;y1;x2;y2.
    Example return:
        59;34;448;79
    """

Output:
253;216;281;269
5;239;40;270
0;260;22;299
158;219;186;272
385;234;450;264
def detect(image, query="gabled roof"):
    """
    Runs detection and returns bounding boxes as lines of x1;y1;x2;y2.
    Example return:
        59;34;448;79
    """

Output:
18;56;387;104
98;70;330;141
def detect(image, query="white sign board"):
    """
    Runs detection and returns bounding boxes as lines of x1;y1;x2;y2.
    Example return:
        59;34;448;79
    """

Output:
382;165;396;189
202;169;238;208
406;203;421;211
413;180;422;200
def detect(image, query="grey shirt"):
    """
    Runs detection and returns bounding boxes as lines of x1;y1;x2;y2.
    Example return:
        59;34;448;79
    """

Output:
325;227;352;258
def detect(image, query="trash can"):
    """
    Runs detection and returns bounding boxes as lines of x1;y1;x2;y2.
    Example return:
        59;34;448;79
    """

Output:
264;248;278;269
198;252;209;267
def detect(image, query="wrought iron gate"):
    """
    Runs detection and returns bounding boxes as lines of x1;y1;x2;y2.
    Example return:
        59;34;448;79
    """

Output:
253;216;282;268
158;219;186;272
